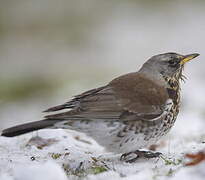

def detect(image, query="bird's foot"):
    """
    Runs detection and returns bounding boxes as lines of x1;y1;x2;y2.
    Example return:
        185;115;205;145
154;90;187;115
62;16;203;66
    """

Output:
120;150;162;163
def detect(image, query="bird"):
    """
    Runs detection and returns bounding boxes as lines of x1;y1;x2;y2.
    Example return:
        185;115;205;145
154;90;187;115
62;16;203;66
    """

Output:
1;52;199;162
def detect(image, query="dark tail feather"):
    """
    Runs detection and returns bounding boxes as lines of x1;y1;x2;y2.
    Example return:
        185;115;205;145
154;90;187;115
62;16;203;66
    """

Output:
1;119;60;137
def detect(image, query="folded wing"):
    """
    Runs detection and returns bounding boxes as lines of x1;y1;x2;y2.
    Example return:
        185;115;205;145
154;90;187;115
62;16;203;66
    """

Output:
45;72;169;122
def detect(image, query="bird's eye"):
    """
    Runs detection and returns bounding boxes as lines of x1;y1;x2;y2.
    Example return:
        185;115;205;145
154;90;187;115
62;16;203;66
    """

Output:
168;59;175;65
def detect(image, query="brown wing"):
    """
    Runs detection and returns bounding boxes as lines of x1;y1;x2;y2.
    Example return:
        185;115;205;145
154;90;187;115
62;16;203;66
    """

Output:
45;72;169;122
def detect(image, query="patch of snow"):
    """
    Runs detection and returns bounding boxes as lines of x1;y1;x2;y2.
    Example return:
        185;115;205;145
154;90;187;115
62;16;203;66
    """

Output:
13;162;67;180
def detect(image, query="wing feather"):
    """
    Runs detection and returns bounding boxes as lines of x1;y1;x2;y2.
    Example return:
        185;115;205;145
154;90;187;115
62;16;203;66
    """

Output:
45;72;169;122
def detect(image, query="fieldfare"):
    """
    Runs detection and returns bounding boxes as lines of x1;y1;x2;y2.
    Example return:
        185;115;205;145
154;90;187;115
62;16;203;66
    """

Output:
1;52;199;162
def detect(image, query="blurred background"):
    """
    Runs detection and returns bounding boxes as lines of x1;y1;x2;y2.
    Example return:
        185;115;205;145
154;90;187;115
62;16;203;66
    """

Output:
0;0;205;137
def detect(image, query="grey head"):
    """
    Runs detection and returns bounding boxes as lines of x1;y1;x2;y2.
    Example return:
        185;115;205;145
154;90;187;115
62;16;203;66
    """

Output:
139;52;199;82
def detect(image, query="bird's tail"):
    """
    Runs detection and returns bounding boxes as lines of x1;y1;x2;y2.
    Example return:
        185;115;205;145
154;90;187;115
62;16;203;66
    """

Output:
1;119;60;137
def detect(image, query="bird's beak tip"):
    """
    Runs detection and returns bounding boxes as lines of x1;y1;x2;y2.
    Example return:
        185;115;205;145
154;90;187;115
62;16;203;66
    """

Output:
180;53;200;65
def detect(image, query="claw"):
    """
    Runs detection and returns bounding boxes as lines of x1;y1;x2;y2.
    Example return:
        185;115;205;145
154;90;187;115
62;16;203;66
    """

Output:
120;150;162;163
136;150;162;158
120;152;132;161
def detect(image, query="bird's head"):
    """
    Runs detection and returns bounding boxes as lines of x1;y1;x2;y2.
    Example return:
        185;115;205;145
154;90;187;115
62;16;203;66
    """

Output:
140;52;199;85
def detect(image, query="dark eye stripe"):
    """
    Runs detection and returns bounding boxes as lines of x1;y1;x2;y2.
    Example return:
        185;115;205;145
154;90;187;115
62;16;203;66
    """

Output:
168;60;175;65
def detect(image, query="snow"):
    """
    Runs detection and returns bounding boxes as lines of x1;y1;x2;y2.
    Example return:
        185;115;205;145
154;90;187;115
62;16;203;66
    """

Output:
13;162;67;180
0;118;204;180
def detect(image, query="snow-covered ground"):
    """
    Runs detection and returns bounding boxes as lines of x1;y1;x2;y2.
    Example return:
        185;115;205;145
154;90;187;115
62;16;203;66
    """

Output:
0;123;205;180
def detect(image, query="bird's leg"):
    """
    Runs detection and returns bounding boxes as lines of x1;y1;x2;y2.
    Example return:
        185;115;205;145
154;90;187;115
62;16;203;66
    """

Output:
120;150;162;163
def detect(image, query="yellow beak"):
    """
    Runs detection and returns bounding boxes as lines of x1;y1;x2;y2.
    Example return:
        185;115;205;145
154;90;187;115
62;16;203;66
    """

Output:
180;53;200;65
